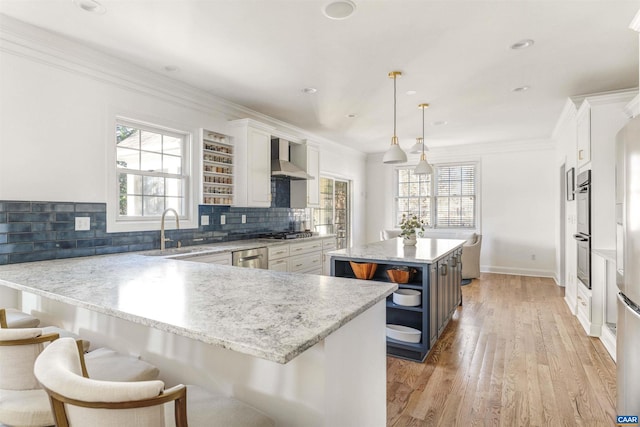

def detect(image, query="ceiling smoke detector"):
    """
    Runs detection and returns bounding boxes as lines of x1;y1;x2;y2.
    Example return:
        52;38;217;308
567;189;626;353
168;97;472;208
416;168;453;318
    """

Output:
72;0;106;14
322;0;357;20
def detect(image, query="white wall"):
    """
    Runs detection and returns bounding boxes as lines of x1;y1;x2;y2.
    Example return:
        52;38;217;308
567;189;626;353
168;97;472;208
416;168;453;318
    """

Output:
366;140;557;277
0;17;365;233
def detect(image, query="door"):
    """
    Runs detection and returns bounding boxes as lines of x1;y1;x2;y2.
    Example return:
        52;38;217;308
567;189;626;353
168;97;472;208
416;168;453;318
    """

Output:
313;177;351;249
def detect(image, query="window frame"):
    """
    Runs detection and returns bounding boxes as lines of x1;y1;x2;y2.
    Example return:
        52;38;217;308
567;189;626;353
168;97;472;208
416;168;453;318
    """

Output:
107;115;198;233
394;161;480;231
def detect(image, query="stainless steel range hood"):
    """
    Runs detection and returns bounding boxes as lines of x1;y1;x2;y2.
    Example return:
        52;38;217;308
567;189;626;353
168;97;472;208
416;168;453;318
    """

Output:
271;139;314;180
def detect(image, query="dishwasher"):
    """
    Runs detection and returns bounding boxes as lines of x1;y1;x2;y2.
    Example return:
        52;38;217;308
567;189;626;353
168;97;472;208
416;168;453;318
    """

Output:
232;247;268;269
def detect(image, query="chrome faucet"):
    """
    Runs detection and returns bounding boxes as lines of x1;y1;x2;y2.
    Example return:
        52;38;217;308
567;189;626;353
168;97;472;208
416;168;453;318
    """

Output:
160;208;180;251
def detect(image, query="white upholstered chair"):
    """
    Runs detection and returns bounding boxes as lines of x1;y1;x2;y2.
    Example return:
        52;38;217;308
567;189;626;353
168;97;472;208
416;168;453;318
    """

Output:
35;337;274;427
0;327;59;427
461;233;482;279
0;308;41;328
380;229;401;240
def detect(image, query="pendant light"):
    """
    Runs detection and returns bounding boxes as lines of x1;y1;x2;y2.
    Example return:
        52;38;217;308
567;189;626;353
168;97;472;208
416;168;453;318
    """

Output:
382;71;407;164
409;137;424;154
414;103;433;175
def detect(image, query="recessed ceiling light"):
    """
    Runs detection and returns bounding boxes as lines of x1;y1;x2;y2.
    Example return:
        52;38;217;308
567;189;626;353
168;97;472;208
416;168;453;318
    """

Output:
72;0;106;14
511;39;534;50
432;121;448;126
322;0;357;20
406;90;417;96
346;114;358;118
163;65;179;72
512;86;530;92
302;87;318;94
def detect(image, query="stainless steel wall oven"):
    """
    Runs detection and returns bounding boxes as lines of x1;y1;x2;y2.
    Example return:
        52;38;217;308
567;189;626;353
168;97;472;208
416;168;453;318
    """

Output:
574;170;591;288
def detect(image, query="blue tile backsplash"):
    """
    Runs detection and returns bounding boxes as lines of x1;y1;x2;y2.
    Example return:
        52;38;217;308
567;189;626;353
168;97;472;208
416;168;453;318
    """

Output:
0;201;306;265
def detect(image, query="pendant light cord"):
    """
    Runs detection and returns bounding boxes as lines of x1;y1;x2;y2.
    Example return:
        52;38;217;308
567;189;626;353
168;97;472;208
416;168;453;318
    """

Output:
421;105;425;155
393;74;397;138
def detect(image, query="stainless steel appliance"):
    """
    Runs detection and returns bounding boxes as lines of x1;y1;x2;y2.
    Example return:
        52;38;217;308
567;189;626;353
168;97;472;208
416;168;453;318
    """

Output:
574;170;591;288
232;247;268;269
615;115;640;414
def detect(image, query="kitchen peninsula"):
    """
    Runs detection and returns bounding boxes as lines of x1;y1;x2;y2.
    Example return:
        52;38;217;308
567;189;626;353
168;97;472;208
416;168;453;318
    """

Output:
329;238;465;362
0;252;396;427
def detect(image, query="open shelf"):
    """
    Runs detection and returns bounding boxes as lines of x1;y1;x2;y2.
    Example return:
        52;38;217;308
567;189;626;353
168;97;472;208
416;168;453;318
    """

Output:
202;129;234;206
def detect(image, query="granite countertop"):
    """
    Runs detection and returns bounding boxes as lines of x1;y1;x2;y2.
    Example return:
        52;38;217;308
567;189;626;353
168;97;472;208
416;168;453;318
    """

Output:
328;238;466;264
0;250;393;364
142;234;336;258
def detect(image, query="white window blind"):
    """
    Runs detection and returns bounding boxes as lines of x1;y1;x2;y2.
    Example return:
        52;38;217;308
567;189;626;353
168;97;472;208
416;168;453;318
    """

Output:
396;163;477;229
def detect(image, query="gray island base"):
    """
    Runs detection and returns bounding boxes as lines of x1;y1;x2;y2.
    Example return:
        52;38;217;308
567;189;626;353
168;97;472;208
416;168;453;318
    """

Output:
329;238;466;362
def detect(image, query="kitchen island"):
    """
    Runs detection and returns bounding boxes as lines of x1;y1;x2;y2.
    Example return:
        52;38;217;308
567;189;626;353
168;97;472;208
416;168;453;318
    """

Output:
329;238;465;362
0;252;396;426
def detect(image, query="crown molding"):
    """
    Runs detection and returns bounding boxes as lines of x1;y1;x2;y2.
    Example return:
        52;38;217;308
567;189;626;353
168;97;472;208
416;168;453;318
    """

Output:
551;98;578;140
570;88;638;107
629;9;640;32
624;94;640;118
0;14;362;157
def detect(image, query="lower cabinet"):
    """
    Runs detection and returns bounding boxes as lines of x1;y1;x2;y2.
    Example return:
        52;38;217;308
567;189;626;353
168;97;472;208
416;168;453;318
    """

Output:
267;237;335;275
331;247;463;362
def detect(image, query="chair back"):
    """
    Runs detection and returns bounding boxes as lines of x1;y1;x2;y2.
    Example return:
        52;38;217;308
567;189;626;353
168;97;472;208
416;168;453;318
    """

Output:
381;229;401;240
34;338;185;427
0;327;58;390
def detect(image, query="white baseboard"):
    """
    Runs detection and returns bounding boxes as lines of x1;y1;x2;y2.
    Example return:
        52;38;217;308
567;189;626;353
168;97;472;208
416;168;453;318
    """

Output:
600;326;616;362
481;265;556;278
564;295;577;315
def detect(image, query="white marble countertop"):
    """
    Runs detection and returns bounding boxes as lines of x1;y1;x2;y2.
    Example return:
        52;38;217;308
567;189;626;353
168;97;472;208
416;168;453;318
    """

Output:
592;248;616;263
328;238;466;264
0;251;394;364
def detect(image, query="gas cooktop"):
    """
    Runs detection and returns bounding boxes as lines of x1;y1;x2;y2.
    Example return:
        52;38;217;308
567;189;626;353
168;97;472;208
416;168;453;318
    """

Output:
260;231;314;240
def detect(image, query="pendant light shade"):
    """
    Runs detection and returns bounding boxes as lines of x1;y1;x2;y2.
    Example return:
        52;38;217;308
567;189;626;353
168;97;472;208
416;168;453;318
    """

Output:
414;103;432;175
409;137;424;154
383;71;407;164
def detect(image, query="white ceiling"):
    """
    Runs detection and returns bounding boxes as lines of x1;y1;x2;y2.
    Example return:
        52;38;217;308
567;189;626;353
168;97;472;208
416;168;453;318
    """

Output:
1;0;638;153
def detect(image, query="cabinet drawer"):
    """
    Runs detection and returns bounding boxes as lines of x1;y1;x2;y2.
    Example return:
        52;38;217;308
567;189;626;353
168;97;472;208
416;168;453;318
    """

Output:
290;253;322;272
322;238;337;250
268;258;289;272
268;244;290;260
577;285;592;320
289;240;323;256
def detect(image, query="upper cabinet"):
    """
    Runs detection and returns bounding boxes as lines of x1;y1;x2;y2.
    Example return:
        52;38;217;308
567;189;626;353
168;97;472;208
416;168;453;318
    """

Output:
229;119;274;207
290;142;320;208
576;102;591;169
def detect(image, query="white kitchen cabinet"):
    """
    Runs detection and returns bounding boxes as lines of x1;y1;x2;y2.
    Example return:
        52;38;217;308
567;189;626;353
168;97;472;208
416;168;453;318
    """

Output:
322;237;337;275
576;102;591;169
290;142;320;208
268;258;289;272
290;252;322;273
268;244;290;272
229;119;274;207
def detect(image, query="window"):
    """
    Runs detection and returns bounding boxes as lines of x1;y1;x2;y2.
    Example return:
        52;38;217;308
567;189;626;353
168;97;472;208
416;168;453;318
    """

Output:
396;163;477;229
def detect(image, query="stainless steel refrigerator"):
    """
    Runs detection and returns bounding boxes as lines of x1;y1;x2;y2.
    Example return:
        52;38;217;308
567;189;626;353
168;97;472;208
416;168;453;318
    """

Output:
616;114;640;414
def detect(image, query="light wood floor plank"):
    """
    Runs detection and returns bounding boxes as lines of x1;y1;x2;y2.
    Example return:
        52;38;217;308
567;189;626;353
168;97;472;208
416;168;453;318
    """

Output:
387;273;617;427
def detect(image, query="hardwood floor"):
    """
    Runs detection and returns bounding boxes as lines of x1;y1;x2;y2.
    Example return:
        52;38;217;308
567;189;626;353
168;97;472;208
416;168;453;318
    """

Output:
386;273;617;426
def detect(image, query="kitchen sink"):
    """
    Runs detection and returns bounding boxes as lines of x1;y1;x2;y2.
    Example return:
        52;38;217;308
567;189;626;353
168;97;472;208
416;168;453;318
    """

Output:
140;246;223;258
